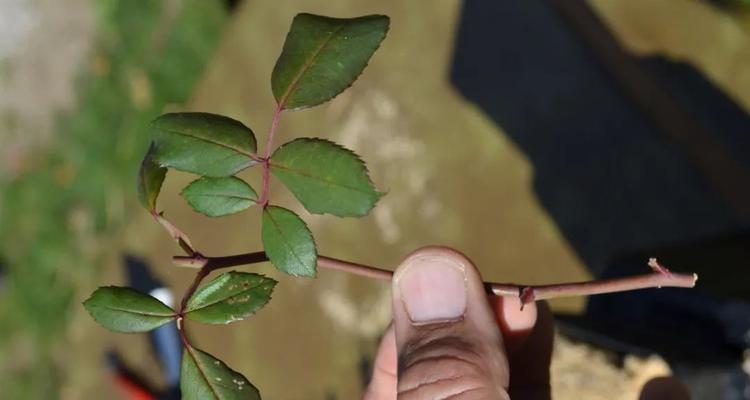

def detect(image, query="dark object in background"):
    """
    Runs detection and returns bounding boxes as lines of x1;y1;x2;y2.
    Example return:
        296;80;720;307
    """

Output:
224;0;243;12
107;256;182;400
0;257;6;292
124;255;182;391
451;0;750;278
558;232;750;398
561;232;750;364
450;0;750;398
106;351;158;400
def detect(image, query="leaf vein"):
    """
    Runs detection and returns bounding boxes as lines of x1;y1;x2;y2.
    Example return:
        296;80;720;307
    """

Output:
278;23;346;107
266;210;307;270
100;305;174;318
186;346;221;400
159;127;255;158
187;284;264;312
269;162;373;195
190;193;256;201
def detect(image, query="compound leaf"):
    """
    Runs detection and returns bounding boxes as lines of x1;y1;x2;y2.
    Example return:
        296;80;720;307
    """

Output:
185;272;276;324
84;286;175;333
137;142;167;211
261;206;317;277
181;345;260;400
181;177;258;217
270;138;382;217
151;113;257;177
272;13;390;110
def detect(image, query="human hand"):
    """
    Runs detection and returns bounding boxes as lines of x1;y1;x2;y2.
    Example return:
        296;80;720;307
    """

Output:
364;246;553;399
363;246;692;400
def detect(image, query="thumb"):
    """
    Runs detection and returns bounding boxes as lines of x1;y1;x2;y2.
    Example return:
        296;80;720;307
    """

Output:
391;246;510;399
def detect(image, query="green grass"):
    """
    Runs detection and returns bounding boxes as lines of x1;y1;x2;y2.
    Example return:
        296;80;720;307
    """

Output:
0;1;227;397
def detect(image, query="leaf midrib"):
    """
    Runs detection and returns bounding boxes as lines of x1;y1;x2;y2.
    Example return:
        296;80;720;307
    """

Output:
186;346;222;400
266;209;308;271
269;161;373;195
186;283;265;312
159;127;255;158
277;23;346;107
100;304;174;318
189;192;257;201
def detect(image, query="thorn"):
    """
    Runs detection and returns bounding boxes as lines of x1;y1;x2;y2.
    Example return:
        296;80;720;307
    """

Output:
648;258;671;275
518;287;535;310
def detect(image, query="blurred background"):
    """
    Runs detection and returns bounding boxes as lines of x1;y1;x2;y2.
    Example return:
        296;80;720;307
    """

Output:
1;0;749;399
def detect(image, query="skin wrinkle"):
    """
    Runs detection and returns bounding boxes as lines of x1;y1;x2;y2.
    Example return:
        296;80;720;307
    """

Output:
442;386;503;400
399;355;482;392
398;373;483;399
397;334;508;399
399;335;483;373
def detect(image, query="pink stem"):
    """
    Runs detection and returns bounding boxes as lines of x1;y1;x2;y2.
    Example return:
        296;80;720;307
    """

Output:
264;103;283;159
257;159;270;208
173;252;697;304
256;103;283;208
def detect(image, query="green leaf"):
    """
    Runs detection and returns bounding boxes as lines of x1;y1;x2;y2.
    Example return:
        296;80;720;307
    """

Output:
151;112;257;177
83;287;175;333
181;177;258;217
181;345;260;400
137;142;167;211
270;138;382;217
185;272;276;324
261;206;317;277
271;13;390;110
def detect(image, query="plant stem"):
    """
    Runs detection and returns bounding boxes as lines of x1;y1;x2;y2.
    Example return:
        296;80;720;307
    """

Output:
257;103;284;208
264;103;283;159
258;159;270;208
175;256;211;351
177;103;287;346
178;255;212;314
173;252;697;304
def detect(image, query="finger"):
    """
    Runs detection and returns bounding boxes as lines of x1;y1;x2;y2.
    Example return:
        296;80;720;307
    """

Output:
490;295;538;355
639;377;690;400
493;297;553;399
363;324;397;400
366;299;553;399
392;246;510;399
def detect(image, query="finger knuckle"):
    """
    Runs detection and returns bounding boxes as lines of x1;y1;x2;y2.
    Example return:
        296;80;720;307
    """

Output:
397;335;509;399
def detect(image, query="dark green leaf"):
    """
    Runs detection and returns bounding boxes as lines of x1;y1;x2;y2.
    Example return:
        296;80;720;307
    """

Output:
83;287;175;333
270;138;382;217
151;113;257;177
137;142;167;211
181;177;258;217
181;345;260;400
271;13;390;110
185;272;276;324
261;206;317;277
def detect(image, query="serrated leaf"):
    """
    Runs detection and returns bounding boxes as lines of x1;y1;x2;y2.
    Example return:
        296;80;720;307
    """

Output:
181;177;258;217
185;272;276;324
137;142;167;211
272;13;390;110
270;138;382;217
83;287;175;333
261;206;317;277
181;345;260;400
151;113;257;177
